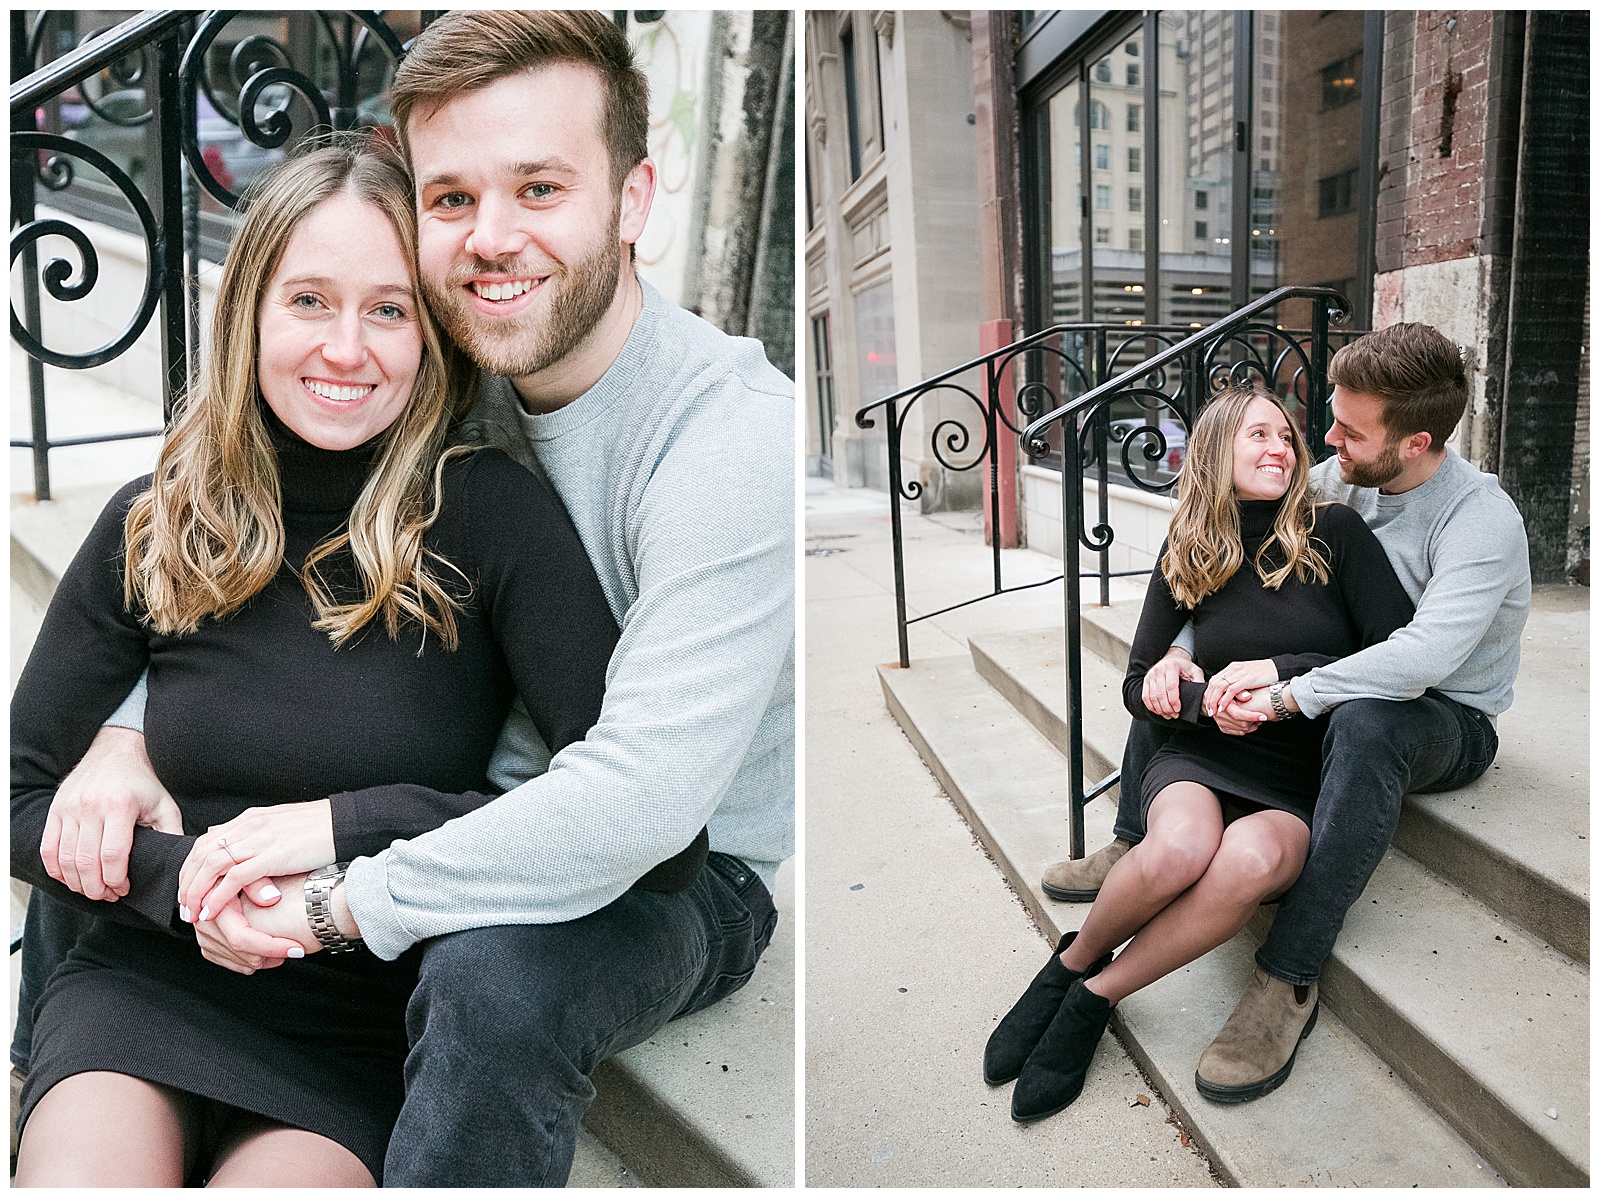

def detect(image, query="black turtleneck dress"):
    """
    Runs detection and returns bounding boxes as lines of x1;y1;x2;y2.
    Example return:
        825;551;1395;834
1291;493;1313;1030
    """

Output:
10;420;623;1179
1124;499;1415;823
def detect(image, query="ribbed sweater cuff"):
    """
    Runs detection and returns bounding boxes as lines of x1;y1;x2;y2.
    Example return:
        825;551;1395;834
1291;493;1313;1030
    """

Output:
343;851;416;961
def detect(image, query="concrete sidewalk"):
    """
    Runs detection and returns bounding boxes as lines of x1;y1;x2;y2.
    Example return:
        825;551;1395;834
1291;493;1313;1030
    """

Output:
804;478;1217;1187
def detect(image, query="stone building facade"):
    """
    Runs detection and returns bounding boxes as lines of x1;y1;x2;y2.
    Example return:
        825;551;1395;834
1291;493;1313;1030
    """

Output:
806;9;1589;583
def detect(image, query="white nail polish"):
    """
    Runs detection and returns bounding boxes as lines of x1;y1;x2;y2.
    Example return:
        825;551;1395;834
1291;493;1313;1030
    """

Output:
199;906;211;922
260;884;281;900
287;946;305;959
179;905;191;922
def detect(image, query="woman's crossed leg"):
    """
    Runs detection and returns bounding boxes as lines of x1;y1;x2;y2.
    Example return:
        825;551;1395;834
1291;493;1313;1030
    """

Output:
15;1070;373;1187
1062;781;1310;1004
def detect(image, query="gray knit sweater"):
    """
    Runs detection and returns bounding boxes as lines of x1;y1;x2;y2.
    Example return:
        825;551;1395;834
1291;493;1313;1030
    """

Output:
1286;449;1530;720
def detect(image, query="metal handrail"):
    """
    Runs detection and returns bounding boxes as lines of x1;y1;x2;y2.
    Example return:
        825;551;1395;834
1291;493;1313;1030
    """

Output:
1022;286;1351;456
10;10;414;500
10;10;190;114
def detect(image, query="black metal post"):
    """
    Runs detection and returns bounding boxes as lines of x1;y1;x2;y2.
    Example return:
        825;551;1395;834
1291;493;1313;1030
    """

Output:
1092;328;1110;607
1309;299;1331;460
1062;410;1086;859
987;360;1002;593
152;25;188;418
12;10;51;500
886;401;911;669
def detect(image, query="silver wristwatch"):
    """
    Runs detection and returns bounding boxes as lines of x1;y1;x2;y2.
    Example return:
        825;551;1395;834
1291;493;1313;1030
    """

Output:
305;862;362;954
1268;681;1297;720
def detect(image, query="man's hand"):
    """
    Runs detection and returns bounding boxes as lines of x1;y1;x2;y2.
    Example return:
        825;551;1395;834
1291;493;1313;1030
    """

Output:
40;726;181;901
1142;647;1204;718
194;873;319;975
1219;686;1279;730
1204;658;1279;719
178;800;336;921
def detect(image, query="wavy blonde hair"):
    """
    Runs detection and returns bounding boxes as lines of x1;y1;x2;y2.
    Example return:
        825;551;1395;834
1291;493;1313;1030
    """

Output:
1162;384;1330;608
124;140;477;649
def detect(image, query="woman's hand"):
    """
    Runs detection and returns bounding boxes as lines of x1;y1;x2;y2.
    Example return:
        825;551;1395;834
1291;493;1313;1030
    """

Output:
1204;659;1279;720
1143;647;1205;717
40;727;181;901
194;875;319;975
178;801;336;922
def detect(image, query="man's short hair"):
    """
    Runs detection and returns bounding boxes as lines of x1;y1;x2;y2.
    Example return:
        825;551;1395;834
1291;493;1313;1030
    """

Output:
390;11;649;192
1327;321;1467;450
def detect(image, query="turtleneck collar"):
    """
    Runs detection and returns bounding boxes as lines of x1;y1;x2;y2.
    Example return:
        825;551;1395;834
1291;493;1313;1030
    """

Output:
261;402;383;525
1237;495;1288;540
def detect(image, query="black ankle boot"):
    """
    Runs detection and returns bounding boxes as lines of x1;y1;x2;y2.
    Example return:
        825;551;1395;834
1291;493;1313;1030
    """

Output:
1010;978;1114;1122
983;931;1113;1086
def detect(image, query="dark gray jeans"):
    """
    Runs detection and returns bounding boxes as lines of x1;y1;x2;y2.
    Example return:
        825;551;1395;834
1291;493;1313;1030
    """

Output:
384;850;777;1186
1112;693;1497;986
11;852;777;1187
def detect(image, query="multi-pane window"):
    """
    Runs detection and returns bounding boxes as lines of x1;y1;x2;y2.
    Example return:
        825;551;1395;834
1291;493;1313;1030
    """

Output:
1321;52;1361;109
1095;60;1112;83
1095;184;1111;210
1318;168;1358;218
1094;226;1111;244
1128;186;1142;213
1127;103;1141;133
1125;39;1139;56
1095;143;1110;170
1129;228;1143;252
1127;63;1140;87
1089;99;1111;130
1194;189;1209;210
1195;220;1208;240
1128;147;1142;173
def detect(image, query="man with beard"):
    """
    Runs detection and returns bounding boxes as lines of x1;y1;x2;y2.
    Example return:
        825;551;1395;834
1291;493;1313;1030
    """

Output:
1037;321;1530;1103
21;11;793;1186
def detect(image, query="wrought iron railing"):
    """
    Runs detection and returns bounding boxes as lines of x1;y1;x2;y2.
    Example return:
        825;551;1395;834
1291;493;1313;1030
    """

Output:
857;286;1361;859
10;9;419;500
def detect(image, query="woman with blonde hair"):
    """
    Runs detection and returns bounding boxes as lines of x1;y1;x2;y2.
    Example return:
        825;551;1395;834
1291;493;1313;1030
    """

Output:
984;384;1414;1123
10;141;697;1185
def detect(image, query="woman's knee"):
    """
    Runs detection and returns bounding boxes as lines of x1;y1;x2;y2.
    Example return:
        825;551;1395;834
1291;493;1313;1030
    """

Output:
1207;819;1307;900
15;1072;194;1186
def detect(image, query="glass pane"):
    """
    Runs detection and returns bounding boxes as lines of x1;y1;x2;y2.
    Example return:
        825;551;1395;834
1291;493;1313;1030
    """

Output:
1265;11;1367;328
1155;11;1235;328
1088;48;1146;326
1045;77;1084;323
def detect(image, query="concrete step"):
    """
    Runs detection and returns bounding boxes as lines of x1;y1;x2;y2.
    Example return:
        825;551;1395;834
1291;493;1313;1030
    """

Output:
586;859;795;1187
1013;593;1592;966
914;630;1590;1186
878;654;1501;1187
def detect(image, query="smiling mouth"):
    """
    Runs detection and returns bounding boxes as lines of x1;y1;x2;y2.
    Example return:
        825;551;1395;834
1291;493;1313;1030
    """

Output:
303;379;375;403
469;279;538;302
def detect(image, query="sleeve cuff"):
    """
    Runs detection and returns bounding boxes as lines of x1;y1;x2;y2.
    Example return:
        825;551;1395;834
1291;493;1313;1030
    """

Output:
104;668;150;733
1177;677;1207;723
342;851;417;961
1288;675;1330;720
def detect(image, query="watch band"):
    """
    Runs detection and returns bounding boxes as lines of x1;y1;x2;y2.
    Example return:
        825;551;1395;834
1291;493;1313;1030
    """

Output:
1269;681;1296;720
305;862;362;954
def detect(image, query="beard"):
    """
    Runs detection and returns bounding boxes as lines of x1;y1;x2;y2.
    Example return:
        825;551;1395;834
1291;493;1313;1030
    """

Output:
1337;434;1405;488
423;222;621;383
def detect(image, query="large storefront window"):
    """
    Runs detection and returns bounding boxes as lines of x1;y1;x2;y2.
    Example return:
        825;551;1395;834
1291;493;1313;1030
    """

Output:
1023;10;1379;341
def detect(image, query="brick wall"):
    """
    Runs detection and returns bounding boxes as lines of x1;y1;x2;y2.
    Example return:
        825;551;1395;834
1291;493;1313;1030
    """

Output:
1399;11;1495;267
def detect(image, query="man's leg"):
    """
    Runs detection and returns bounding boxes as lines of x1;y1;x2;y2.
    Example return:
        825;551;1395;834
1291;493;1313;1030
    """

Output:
1255;694;1496;985
1041;720;1174;900
11;892;95;1072
382;854;777;1187
1197;694;1495;1102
